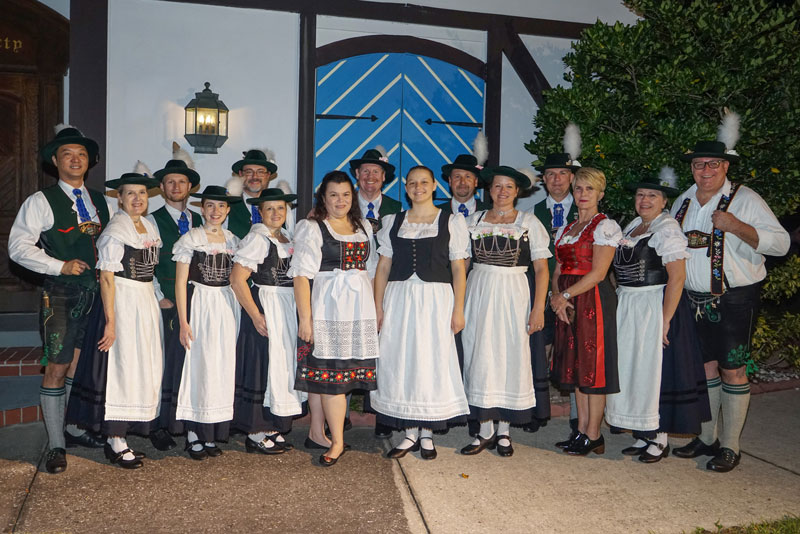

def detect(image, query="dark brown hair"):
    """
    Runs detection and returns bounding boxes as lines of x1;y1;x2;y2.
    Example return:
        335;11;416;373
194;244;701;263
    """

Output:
310;170;365;233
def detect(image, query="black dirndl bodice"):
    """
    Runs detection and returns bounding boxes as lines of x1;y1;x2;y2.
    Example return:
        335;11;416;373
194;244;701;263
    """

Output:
115;244;159;282
188;251;233;286
613;235;667;287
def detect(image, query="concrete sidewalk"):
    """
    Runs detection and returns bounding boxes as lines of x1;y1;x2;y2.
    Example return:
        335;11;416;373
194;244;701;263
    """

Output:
1;389;798;533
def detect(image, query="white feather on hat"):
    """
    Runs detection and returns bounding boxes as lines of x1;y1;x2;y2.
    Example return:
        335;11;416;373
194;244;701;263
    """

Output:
262;148;277;164
133;160;153;177
225;175;243;197
563;123;581;161
717;109;740;151
54;123;72;134
274;180;293;195
658;166;678;189
171;141;195;169
517;167;539;188
473;131;489;167
375;145;388;158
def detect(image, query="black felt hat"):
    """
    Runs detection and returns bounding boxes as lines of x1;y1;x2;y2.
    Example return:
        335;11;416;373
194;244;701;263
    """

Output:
104;173;160;190
348;148;395;180
625;176;679;197
679;140;740;164
534;153;581;172
153;159;201;186
190;185;243;203
479;166;533;189
441;154;482;180
40;125;100;168
245;187;298;205
232;149;278;174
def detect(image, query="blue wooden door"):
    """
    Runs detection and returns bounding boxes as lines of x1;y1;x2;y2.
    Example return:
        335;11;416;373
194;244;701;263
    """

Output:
314;52;484;208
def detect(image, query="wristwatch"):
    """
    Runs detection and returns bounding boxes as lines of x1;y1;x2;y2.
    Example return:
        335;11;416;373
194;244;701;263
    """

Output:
561;291;571;300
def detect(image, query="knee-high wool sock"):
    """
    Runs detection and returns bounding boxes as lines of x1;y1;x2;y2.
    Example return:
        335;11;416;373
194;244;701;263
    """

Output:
698;377;722;445
720;382;751;454
40;386;66;450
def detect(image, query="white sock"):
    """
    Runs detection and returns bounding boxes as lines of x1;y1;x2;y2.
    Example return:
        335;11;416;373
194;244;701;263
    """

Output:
204;441;216;448
632;438;648;448
273;434;286;443
187;431;204;452
249;432;267;443
395;428;419;450
420;428;434;450
471;421;495;446
65;424;84;437
644;432;668;456
497;421;511;446
107;436;135;461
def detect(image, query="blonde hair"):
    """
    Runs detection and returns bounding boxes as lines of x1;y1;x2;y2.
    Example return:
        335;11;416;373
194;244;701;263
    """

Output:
574;167;606;192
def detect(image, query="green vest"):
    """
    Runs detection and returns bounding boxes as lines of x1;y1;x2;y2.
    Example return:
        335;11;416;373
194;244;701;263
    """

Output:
378;195;402;217
151;206;202;301
532;198;578;274
227;200;251;239
40;184;110;289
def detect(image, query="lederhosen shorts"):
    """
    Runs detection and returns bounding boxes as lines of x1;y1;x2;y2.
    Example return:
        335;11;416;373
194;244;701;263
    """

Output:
40;278;98;365
687;282;761;370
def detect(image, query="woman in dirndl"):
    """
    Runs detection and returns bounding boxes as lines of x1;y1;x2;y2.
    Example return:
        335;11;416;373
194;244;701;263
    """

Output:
370;166;469;460
173;185;241;460
66;172;163;469
231;187;306;455
550;167;622;456
459;166;552;457
605;170;710;462
289;170;379;467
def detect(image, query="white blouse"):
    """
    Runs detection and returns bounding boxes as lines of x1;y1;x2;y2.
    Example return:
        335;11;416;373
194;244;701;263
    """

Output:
287;218;377;280
466;210;553;262
233;224;292;271
619;212;690;265
96;211;162;272
376;211;470;260
172;227;239;264
555;214;623;247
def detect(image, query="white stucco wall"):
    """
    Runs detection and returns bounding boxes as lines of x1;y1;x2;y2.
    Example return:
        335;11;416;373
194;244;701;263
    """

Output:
106;0;300;207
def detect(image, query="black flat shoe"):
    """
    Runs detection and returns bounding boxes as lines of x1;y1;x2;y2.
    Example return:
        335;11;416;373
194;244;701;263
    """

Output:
245;437;285;455
639;443;670;463
672;438;720;459
319;446;348;467
204;443;223;457
419;438;437;460
621;444;648;456
104;443;143;469
555;430;582;450
496;435;514;457
184;439;208;461
45;447;67;474
706;447;741;473
374;422;393;438
149;429;177;451
460;433;496;455
304;437;330;450
387;439;420;459
565;434;605;456
65;430;105;449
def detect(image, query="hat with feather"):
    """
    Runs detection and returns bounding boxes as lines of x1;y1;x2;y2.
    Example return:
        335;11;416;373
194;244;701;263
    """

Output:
232;148;278;174
625;166;680;197
679;110;741;163
535;123;582;172
40;124;100;168
441;131;489;180
348;146;395;180
153;142;201;186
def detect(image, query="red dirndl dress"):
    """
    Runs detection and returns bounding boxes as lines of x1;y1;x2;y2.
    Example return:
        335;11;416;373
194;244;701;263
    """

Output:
552;214;619;395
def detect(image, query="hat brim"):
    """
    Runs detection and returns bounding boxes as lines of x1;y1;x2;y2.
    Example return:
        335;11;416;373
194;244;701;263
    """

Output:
479;167;532;189
40;137;100;169
190;193;242;203
231;159;278;174
105;177;161;190
441;164;481;181
534;163;580;173
625;182;679;197
153;168;201;187
348;159;395;180
678;151;740;164
246;194;298;205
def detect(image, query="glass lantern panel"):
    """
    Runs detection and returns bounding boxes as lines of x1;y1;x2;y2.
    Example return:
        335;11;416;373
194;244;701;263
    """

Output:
185;108;196;135
197;107;218;135
218;110;228;136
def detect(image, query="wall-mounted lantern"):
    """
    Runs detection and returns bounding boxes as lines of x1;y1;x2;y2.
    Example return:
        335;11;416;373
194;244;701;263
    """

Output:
184;82;228;154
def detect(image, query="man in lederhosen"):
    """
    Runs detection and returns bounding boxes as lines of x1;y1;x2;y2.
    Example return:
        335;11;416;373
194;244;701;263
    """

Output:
145;156;202;451
8;126;110;473
670;137;789;472
227;149;277;239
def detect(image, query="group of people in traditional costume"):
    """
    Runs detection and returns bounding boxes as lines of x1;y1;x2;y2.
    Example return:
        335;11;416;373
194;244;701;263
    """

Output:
9;112;789;475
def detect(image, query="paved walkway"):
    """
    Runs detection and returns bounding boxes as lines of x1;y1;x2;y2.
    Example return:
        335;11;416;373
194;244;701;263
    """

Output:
1;389;798;533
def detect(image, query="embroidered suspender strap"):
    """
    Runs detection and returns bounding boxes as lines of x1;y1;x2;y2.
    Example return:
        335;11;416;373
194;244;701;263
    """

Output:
674;197;691;227
709;182;742;295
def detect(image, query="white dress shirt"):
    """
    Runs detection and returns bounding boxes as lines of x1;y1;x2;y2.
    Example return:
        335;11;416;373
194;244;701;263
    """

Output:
358;193;382;218
450;197;477;216
145;203;198;228
546;194;574;224
670;178;790;292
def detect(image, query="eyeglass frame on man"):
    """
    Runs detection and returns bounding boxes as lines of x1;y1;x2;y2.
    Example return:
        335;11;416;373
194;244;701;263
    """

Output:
242;168;270;177
691;159;725;170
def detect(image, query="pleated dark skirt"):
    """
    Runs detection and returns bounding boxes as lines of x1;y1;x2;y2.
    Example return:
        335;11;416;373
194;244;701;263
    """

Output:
294;339;377;395
468;406;534;425
66;300;156;437
233;286;306;434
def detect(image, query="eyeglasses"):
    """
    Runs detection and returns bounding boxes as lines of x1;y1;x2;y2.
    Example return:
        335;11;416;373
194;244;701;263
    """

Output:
242;169;269;177
691;160;725;170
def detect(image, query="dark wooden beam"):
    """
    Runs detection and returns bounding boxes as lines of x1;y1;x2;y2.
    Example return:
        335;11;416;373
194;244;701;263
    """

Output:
317;35;486;78
69;0;108;190
484;21;503;167
503;20;551;107
296;9;316;217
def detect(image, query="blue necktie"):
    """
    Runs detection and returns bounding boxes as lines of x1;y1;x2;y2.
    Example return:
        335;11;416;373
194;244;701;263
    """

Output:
251;205;262;224
553;203;564;229
178;212;190;235
72;189;92;223
458;203;469;217
367;202;375;219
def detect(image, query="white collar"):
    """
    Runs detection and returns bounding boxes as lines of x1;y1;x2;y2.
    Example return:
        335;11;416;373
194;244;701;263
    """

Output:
164;203;190;221
58;180;88;197
359;193;382;210
687;178;732;205
451;197;477;213
546;194;573;210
